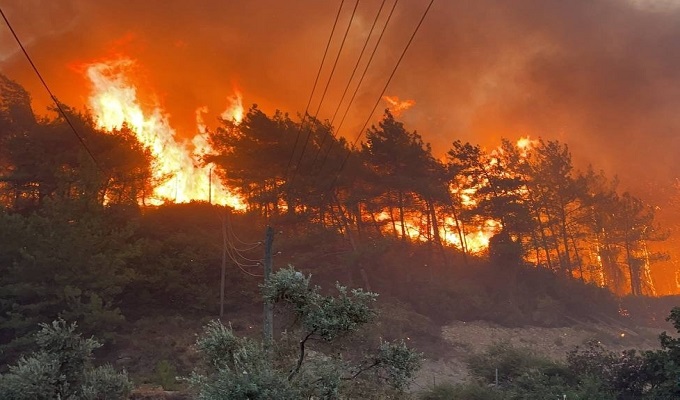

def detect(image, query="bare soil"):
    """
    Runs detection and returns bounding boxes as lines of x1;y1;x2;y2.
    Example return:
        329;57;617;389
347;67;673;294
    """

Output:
412;320;663;391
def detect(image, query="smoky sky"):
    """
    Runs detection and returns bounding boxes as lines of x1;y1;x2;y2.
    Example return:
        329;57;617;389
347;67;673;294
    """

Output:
1;0;680;192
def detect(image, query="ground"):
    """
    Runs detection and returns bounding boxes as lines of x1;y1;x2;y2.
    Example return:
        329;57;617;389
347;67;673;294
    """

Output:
412;319;663;392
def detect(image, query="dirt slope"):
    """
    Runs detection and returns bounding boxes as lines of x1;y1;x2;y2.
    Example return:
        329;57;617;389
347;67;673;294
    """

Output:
413;320;662;391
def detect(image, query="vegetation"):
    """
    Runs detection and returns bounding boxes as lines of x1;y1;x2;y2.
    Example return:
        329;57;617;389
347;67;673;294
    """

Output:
0;319;131;400
205;107;667;296
189;267;421;399
419;307;680;399
0;74;677;396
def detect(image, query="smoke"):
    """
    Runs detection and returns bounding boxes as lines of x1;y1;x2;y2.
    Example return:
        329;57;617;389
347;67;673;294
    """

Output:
1;0;680;190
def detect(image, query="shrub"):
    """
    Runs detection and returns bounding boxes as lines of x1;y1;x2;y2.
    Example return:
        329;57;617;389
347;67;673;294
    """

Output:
189;266;422;399
0;319;132;400
467;341;566;385
419;382;504;400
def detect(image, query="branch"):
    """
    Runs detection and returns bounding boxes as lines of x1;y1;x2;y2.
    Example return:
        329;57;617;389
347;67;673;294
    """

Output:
342;359;381;381
288;330;316;381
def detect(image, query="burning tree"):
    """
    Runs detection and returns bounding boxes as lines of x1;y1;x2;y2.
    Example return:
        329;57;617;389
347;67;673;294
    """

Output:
0;74;154;210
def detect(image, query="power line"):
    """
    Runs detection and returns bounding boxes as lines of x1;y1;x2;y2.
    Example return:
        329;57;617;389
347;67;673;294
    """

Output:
290;0;360;185
311;0;360;119
309;0;389;170
226;210;262;250
312;0;398;174
333;0;399;137
331;0;435;188
220;211;263;278
284;0;346;177
0;7;100;169
330;0;389;127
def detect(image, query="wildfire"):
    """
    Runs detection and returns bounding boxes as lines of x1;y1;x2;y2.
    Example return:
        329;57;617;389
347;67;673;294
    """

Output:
382;95;415;116
84;57;244;208
516;135;537;156
365;136;549;253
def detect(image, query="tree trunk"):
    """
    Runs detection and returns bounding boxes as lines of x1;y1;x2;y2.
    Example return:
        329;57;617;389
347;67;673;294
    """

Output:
448;200;468;265
398;190;407;241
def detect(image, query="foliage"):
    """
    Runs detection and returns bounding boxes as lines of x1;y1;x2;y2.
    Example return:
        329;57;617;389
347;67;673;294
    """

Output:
190;266;421;399
560;307;680;398
467;341;566;385
435;307;680;400
0;75;153;210
0;319;131;400
566;340;646;398
635;306;680;399
0;199;140;357
418;382;504;400
154;360;179;391
262;266;379;341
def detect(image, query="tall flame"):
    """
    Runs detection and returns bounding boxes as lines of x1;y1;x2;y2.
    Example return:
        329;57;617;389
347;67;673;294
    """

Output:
84;58;244;208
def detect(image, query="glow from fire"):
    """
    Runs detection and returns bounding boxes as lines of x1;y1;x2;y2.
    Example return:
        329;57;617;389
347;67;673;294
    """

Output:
382;95;415;116
516;135;538;156
371;136;537;253
84;58;244;208
373;211;498;253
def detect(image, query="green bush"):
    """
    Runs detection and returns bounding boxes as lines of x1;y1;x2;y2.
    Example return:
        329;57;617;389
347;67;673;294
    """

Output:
419;382;504;400
189;266;422;399
467;341;566;385
0;319;132;400
154;359;179;390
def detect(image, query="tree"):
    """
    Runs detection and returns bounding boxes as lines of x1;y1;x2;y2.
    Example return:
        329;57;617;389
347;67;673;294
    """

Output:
641;307;680;398
361;111;446;244
208;106;296;216
525;140;587;276
0;199;139;357
190;266;421;399
0;76;153;210
0;319;132;400
444;140;486;258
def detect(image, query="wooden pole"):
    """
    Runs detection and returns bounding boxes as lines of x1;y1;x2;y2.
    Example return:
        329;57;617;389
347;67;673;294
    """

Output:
219;208;227;320
263;226;274;347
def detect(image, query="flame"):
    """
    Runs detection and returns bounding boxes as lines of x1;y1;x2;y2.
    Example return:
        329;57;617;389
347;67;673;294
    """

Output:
516;135;538;156
373;211;496;253
367;137;547;254
382;95;415;116
84;57;244;208
221;92;244;123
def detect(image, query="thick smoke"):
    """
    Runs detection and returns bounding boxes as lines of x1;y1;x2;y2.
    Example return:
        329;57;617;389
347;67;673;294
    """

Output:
1;0;680;189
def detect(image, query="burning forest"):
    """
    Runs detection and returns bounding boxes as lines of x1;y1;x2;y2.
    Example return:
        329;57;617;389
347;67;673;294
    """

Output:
2;1;680;396
0;0;679;292
0;58;670;296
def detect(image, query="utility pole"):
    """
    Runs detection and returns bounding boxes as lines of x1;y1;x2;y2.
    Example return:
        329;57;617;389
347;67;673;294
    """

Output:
208;166;212;204
219;208;227;320
263;226;274;348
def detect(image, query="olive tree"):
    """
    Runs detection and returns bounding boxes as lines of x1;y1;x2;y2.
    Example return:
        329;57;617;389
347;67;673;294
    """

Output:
190;266;421;399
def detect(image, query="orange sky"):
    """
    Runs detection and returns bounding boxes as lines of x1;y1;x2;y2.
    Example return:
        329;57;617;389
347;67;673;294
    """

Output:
2;0;680;292
1;0;679;190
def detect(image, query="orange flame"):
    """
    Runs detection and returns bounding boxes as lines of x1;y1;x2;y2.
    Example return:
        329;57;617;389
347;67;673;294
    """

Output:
382;95;415;116
516;135;537;157
84;57;244;208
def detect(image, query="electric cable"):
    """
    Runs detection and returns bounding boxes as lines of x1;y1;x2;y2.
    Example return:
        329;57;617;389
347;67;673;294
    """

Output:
226;209;262;249
218;208;263;278
330;0;435;190
314;0;399;176
0;7;100;169
309;0;388;170
284;0;346;177
333;0;399;136
289;0;360;185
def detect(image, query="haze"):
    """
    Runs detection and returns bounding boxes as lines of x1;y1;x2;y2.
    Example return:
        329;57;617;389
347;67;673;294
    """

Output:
1;0;679;191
